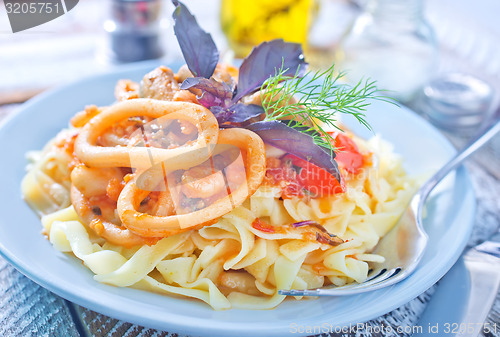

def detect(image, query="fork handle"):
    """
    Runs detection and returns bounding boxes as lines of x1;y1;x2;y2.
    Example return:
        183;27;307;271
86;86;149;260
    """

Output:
418;117;500;203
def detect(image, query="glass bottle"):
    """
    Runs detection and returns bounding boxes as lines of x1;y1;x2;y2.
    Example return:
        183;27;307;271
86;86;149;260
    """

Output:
335;0;437;103
220;0;317;58
104;0;163;63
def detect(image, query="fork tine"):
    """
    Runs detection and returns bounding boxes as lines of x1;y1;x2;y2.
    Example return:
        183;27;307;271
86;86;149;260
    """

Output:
366;268;387;282
279;289;320;296
279;268;403;297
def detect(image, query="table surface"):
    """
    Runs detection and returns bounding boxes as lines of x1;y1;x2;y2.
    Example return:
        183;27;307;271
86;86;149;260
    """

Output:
1;0;500;336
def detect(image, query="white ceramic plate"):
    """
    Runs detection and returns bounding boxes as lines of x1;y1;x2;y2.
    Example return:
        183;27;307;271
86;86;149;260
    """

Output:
0;62;475;336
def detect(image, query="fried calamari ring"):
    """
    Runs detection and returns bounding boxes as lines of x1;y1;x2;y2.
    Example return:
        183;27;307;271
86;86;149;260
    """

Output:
74;99;219;169
71;185;151;248
117;128;266;237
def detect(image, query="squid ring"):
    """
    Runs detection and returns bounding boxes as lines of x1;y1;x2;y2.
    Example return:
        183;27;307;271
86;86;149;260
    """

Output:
117;128;266;238
71;185;150;248
74;98;219;169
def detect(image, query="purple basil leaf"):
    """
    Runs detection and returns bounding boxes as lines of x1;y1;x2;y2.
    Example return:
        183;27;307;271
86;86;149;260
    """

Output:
227;104;265;123
209;106;232;124
246;120;340;182
219;123;238;129
172;1;219;78
181;77;232;108
210;104;264;124
233;39;307;102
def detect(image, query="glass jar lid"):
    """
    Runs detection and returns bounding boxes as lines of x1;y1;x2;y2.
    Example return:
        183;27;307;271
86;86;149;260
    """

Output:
420;73;494;131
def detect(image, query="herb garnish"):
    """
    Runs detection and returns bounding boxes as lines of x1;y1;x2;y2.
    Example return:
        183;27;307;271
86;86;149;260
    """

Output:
172;0;219;78
260;64;388;154
171;0;388;182
232;39;307;102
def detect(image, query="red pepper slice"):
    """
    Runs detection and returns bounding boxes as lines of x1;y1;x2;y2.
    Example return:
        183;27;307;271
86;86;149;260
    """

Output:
251;218;276;233
283;154;345;197
329;132;364;174
265;166;305;199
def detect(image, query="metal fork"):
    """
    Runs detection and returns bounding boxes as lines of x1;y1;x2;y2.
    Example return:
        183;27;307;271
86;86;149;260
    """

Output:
280;117;500;297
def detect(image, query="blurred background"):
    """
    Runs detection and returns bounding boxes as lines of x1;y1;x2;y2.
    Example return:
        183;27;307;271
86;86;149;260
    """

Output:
0;0;499;175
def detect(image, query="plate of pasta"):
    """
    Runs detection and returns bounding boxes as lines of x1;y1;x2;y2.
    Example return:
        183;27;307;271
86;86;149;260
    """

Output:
0;2;475;336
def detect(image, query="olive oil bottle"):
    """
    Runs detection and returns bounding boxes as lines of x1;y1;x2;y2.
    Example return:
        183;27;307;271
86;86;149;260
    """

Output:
221;0;316;58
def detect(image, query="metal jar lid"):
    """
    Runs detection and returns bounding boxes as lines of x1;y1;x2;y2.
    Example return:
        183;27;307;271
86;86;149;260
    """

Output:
420;73;494;131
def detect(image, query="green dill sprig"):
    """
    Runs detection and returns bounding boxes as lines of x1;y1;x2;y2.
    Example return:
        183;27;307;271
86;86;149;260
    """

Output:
260;63;393;156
